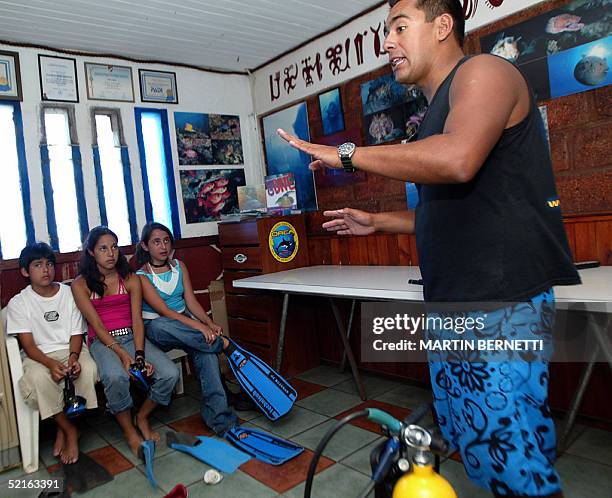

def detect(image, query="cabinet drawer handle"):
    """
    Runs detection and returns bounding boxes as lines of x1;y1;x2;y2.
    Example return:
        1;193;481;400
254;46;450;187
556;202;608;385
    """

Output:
234;253;247;264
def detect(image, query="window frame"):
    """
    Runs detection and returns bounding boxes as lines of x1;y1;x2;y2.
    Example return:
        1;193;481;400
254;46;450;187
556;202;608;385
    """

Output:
40;103;89;251
134;107;181;239
0;100;35;259
91;107;138;244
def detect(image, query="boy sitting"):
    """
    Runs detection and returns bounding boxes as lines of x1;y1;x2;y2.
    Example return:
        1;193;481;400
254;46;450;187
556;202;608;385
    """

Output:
7;243;98;464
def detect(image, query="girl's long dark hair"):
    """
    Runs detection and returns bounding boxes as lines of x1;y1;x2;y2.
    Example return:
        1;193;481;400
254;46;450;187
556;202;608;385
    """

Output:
80;226;131;297
134;222;175;266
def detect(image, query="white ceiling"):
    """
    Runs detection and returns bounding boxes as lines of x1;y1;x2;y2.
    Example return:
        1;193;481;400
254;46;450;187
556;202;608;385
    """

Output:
0;0;384;73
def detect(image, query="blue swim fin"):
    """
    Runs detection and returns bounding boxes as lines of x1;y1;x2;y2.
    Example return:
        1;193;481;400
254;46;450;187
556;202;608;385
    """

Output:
139;440;157;489
224;338;297;420
166;431;250;473
223;426;304;466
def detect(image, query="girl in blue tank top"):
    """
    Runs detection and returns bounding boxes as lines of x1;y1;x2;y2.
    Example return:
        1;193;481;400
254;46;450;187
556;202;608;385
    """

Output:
135;222;237;435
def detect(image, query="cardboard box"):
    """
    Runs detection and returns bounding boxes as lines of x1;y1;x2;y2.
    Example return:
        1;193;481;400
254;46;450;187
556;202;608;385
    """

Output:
209;279;231;375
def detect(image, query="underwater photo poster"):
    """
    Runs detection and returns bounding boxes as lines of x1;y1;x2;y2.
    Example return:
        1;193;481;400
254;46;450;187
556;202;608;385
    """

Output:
360;73;427;145
318;87;345;136
180;169;246;223
480;0;611;100
175;112;243;166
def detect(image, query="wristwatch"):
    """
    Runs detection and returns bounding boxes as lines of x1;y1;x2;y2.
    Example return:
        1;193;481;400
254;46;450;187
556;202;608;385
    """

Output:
338;142;357;172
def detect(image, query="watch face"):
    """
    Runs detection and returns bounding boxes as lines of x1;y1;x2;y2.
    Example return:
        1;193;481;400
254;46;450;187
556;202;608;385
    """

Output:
338;142;356;156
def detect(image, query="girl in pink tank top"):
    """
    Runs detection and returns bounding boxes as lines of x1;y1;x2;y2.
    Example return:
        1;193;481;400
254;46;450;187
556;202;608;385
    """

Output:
72;227;179;457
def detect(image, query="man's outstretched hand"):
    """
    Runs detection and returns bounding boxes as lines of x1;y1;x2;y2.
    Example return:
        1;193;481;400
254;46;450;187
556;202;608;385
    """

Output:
277;128;342;170
322;208;376;236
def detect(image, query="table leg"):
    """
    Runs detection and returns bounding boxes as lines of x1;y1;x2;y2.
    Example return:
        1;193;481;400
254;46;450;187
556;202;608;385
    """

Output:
275;293;290;372
330;297;367;400
339;299;356;373
558;313;611;453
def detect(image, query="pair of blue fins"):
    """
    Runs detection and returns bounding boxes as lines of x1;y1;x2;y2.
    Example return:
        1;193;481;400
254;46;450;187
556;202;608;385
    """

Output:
140;338;303;487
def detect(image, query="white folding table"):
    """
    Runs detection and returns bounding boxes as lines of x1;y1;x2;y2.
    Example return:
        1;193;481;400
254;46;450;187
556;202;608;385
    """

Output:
233;265;612;447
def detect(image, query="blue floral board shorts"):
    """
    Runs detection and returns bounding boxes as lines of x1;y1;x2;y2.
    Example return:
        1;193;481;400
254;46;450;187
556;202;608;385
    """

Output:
428;288;562;496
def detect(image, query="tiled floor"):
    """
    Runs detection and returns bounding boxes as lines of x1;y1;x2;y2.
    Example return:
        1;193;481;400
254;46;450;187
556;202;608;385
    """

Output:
2;365;611;497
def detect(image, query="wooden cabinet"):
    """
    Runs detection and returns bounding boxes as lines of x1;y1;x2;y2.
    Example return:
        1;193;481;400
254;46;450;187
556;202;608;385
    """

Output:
218;214;317;375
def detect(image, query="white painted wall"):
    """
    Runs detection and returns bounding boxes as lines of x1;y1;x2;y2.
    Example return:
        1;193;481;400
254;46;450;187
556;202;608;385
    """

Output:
1;43;264;245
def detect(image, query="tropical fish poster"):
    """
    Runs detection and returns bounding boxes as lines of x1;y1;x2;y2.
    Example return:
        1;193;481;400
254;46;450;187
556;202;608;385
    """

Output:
359;73;427;145
265;172;297;211
480;0;611;100
175;112;243;166
180;169;246;223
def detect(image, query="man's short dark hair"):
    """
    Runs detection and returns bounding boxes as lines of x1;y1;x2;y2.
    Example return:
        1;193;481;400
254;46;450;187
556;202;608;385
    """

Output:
388;0;465;47
19;242;56;272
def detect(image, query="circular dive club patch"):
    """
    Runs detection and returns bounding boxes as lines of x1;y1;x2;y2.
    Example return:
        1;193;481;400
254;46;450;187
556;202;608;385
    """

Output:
269;221;299;263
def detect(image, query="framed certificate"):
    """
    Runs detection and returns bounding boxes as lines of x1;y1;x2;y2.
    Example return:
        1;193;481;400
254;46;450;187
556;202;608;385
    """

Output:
0;50;23;101
84;63;134;102
139;69;178;104
38;55;79;102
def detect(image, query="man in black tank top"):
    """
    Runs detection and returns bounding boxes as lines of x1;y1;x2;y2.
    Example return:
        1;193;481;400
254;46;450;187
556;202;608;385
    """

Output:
279;1;579;497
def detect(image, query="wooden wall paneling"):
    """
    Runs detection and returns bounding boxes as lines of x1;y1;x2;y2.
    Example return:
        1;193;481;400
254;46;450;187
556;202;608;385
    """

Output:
594;221;612;265
397;235;411;266
348;236;369;265
573;222;599;262
563;222;577;261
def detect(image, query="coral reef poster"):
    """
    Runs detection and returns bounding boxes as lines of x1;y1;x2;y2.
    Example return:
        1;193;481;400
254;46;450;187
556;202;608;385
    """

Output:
175;112;243;165
360;73;427;145
480;0;611;100
180;169;246;223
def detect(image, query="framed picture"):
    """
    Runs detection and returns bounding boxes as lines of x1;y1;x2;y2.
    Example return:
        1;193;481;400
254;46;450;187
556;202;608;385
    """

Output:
261;102;317;211
139;69;178;103
38;55;79;102
84;63;134;102
0;50;22;101
318;87;344;136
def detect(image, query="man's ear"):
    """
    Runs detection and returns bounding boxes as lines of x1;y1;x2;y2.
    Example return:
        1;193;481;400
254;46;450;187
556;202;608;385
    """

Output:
20;267;30;279
436;13;454;42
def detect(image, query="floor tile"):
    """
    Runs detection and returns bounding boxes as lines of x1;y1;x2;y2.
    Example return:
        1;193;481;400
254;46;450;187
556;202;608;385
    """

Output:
0;467;51;498
335;400;412;435
240;448;334;493
373;383;433;410
292;420;379;462
137;448;211;492
557;452;612;497
564;426;612;466
439;459;490;498
235;408;263;422
88;417;126;445
154;396;201;424
340;437;384;476
77;467;164;498
295;366;351;388
168;413;213;437
87;445;134;476
296;389;362;417
187;469;276;497
0;464;27;484
332;375;401;398
114;425;176;465
290;378;327;400
248;407;328;439
282;463;371;498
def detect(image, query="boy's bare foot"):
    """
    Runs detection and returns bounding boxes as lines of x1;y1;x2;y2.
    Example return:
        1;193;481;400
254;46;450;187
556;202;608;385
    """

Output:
60;424;79;464
127;432;144;457
53;428;65;457
135;413;160;442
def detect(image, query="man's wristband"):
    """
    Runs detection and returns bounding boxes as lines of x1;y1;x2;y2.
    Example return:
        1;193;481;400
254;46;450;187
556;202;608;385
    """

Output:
135;349;145;359
69;351;79;359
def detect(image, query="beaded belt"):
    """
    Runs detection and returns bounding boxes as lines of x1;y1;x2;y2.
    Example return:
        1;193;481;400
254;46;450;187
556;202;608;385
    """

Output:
109;327;132;337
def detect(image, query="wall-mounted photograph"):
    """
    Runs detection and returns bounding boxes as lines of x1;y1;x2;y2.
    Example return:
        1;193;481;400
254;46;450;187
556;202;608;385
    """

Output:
0;50;22;101
180;168;245;223
139;69;178;103
318;87;345;136
175;112;213;165
262;101;317;211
